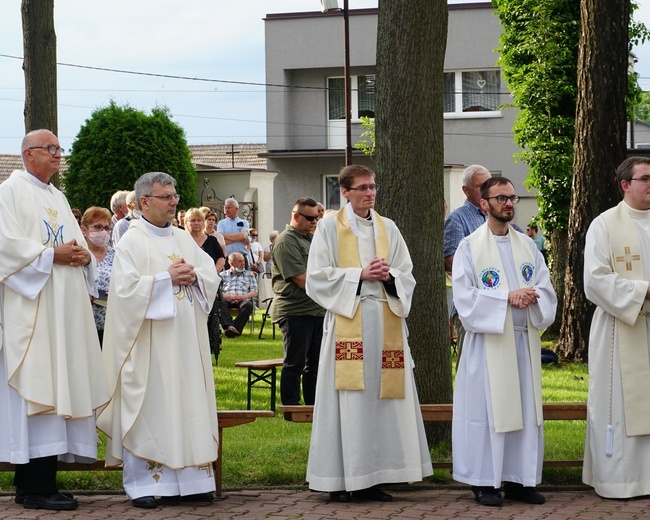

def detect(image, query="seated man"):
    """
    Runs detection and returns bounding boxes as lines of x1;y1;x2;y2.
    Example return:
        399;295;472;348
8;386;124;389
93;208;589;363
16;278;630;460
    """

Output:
217;252;258;337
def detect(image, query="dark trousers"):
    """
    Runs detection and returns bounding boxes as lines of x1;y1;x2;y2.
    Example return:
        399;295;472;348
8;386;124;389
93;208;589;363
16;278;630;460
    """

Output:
279;315;324;405
217;298;254;333
14;455;58;494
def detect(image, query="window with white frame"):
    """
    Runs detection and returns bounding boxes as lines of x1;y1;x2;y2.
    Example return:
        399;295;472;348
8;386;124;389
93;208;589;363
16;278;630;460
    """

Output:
444;70;501;116
324;175;345;211
328;75;376;121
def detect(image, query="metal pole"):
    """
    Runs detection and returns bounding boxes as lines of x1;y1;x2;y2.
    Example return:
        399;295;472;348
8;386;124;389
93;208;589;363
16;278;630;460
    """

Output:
343;0;352;165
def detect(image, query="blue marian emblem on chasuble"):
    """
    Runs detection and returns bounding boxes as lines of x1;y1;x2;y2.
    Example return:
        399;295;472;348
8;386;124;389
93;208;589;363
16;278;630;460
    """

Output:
167;253;194;304
480;268;500;289
42;207;64;247
520;262;534;285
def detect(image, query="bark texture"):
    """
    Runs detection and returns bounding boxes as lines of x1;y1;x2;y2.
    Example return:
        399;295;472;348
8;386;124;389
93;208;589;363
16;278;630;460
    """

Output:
375;0;451;444
557;0;630;361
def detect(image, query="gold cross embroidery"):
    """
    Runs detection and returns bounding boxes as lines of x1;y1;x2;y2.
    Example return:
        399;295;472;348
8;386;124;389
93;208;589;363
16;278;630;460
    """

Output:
199;463;214;477
382;350;405;369
335;341;363;360
615;246;641;271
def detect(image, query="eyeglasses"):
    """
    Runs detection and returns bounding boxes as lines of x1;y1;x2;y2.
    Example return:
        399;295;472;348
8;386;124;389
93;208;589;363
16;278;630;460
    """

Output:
87;224;111;232
484;195;521;205
250;234;258;237
145;194;181;202
346;184;379;192
630;176;650;184
28;144;65;155
296;212;319;222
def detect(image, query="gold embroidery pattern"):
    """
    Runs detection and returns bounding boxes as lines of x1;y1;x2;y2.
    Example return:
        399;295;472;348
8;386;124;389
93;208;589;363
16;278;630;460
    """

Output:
146;461;164;482
199;463;214;477
382;349;405;369
167;253;195;304
42;207;64;247
335;341;363;360
615;246;641;272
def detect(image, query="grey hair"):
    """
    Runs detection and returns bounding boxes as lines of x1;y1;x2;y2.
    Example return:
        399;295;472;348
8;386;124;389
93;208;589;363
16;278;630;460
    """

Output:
110;190;129;212
228;252;244;263
134;172;176;202
462;164;491;187
224;197;239;208
269;230;279;240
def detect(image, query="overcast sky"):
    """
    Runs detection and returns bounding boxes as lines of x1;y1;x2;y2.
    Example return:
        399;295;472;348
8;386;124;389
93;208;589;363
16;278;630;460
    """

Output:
1;0;649;155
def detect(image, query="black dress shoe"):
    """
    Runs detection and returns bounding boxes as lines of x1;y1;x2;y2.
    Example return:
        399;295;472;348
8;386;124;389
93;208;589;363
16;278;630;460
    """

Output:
329;490;351;502
225;326;241;338
15;489;74;505
472;486;502;507
23;492;79;510
352;486;393;502
182;492;214;502
503;482;546;504
131;496;157;509
160;495;181;505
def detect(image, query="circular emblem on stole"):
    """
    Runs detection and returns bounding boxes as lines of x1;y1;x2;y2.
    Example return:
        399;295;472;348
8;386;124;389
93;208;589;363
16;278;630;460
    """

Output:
521;262;534;285
480;268;500;289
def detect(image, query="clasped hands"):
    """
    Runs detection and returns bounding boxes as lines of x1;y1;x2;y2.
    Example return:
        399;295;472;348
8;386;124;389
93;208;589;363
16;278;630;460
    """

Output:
168;258;197;286
53;239;91;267
508;287;540;309
360;257;391;282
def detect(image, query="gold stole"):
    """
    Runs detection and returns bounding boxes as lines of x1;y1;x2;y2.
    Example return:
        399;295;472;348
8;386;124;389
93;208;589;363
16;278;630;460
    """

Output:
601;203;650;436
468;224;543;433
334;207;405;398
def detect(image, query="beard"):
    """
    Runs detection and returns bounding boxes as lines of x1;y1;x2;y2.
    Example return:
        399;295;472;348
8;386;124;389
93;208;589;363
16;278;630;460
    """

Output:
487;201;515;224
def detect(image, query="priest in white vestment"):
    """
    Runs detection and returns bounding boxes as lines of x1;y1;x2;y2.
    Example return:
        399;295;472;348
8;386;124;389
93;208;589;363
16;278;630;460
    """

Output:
583;157;650;499
305;165;432;503
97;172;220;509
452;177;556;507
0;130;109;511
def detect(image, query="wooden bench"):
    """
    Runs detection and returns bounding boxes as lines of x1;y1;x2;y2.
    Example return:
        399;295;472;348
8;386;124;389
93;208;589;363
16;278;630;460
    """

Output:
0;409;274;498
235;358;283;411
279;403;587;469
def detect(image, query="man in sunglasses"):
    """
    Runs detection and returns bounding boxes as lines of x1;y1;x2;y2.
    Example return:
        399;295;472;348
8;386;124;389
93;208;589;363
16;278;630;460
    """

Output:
0;129;109;510
271;197;325;406
451;176;556;507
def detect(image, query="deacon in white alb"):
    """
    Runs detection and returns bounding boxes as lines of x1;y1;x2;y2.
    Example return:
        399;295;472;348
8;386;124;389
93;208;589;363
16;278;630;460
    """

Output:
452;176;556;507
583;156;650;499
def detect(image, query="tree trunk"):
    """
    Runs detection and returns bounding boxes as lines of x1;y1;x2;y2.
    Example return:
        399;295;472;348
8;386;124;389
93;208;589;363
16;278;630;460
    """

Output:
557;0;629;361
375;0;451;445
21;0;59;185
542;228;567;340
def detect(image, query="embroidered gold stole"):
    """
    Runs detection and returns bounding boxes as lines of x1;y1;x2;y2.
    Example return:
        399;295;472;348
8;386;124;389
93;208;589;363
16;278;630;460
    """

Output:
468;224;543;433
334;207;405;398
601;202;650;436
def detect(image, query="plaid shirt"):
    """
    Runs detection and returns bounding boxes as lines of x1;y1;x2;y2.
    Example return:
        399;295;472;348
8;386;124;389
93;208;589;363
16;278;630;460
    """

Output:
443;200;487;258
220;269;258;297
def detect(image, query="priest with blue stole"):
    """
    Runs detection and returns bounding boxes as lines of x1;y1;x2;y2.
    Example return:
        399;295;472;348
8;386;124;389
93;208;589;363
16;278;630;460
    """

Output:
98;172;220;509
583;157;650;499
452;176;556;507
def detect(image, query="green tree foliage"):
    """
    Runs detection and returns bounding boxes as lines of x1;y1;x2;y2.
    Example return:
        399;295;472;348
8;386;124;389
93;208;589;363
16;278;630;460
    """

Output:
635;90;650;123
64;102;197;210
494;0;579;234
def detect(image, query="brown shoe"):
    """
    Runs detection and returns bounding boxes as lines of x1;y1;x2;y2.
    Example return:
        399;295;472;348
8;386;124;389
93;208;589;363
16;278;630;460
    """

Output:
224;326;240;338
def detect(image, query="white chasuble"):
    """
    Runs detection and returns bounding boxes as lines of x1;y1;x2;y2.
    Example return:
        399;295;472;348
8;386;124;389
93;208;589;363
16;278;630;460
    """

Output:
451;225;556;488
583;202;650;498
305;210;432;492
0;170;109;464
98;219;220;471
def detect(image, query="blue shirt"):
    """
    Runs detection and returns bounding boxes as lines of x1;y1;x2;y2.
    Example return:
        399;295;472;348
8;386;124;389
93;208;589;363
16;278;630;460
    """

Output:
444;200;487;258
217;216;250;256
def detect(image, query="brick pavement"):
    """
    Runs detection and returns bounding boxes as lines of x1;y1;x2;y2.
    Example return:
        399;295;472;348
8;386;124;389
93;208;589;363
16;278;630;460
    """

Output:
1;487;650;520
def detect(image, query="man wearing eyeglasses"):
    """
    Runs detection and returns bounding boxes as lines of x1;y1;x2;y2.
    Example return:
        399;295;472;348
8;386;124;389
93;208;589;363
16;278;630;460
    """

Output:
112;190;141;245
451;176;556;507
98;171;220;508
271;197;325;406
0;129;110;511
583;157;650;499
305;165;432;503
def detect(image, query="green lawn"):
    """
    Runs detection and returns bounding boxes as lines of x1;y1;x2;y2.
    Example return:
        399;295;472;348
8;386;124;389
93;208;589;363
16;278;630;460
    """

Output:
0;315;589;490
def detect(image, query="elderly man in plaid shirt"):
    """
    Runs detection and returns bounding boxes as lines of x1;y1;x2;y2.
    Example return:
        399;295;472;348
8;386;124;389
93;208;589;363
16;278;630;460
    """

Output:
217;252;258;337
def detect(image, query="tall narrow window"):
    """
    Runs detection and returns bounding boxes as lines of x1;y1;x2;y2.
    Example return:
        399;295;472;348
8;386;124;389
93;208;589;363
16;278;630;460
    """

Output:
328;78;345;120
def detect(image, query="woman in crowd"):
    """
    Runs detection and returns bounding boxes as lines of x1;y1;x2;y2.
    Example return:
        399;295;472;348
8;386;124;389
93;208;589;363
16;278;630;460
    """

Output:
81;206;115;347
185;208;225;363
201;207;226;257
